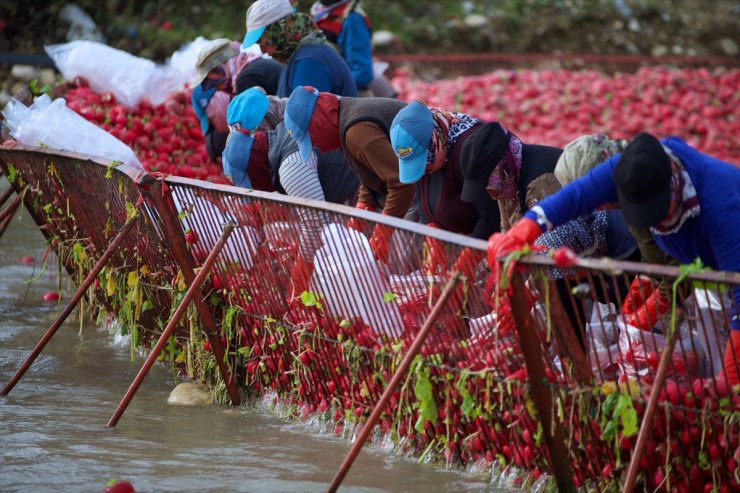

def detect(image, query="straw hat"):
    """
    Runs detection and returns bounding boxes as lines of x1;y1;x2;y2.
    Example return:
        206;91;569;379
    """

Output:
189;38;239;88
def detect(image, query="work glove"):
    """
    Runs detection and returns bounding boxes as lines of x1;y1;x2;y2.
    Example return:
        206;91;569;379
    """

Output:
621;276;656;316
369;222;395;263
623;287;671;330
347;202;375;232
424;223;447;275
290;255;314;299
486;218;542;286
723;330;740;385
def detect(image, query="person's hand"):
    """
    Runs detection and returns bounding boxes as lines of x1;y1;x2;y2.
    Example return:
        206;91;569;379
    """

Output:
623;286;670;330
486;218;541;285
347;202;375;232
621;276;655;316
723;330;740;385
424;223;447;275
369;223;395;263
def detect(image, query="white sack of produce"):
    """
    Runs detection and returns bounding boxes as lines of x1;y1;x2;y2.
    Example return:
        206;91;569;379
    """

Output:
45;38;210;109
2;94;142;169
314;224;404;337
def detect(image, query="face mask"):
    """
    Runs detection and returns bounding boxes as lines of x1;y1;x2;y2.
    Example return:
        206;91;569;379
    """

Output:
222;132;254;189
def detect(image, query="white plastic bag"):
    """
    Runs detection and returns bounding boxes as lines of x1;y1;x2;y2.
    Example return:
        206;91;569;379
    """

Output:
313;224;404;337
173;194;259;269
45;38;211;108
688;289;730;376
2;94;142;169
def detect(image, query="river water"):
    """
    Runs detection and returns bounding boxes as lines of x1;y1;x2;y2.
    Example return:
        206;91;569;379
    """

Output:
0;188;516;493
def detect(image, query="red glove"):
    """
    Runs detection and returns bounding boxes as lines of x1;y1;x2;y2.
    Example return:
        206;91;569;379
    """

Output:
290;256;314;298
487;218;541;284
624;288;670;330
452;247;483;279
424;223;447;275
723;330;740;385
369;223;395;263
621;276;655;316
347;202;375;232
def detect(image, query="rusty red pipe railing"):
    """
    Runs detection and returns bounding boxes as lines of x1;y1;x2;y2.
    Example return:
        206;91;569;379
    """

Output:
327;271;461;493
509;273;577;493
622;316;682;493
107;222;235;427
0;188;24;225
0;185;14;208
2;218;136;395
138;175;241;406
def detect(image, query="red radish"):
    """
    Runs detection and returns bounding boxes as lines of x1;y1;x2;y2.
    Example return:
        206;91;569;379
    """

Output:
42;291;60;302
105;481;135;493
18;255;34;264
551;247;577;268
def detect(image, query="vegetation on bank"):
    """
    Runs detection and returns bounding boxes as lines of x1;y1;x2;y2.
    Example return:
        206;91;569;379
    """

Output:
1;1;738;62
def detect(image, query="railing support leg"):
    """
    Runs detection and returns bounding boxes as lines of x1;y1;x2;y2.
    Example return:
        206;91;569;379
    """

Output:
510;273;577;493
622;321;681;493
0;188;24;239
327;272;460;493
137;174;241;406
1;219;136;395
107;222;236;427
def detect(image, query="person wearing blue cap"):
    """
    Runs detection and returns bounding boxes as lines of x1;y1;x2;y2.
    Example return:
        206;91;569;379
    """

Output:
190;38;284;162
387;101;506;286
283;85;415;263
242;0;357;98
487;132;740;385
223;87;359;298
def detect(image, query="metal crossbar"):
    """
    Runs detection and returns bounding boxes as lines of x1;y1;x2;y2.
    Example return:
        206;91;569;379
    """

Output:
1;144;738;492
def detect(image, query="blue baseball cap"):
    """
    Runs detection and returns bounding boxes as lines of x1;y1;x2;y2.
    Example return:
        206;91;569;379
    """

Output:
390;101;435;184
284;86;319;160
226;87;270;130
191;85;217;135
242;0;296;49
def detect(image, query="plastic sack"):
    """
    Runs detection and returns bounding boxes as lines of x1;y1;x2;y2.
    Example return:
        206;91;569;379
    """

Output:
687;289;730;376
45;38;211;109
585;303;622;379
313;224;404;337
2;94;142;169
173;194;259;269
618;321;703;382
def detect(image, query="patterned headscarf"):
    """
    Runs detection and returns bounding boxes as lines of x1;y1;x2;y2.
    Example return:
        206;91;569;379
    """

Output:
262;12;327;63
484;127;524;201
650;147;700;235
422;104;479;173
555;134;627;185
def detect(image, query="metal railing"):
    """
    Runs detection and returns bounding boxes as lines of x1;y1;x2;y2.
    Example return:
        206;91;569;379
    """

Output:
1;144;738;492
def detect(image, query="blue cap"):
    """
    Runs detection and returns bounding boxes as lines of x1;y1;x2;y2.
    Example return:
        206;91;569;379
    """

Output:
284;86;319;160
390;101;435;184
222;131;254;189
242;26;266;50
226;87;270;131
191;85;217;135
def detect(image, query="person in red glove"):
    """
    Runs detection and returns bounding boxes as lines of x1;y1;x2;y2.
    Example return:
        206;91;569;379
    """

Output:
489;132;740;384
283;86;419;262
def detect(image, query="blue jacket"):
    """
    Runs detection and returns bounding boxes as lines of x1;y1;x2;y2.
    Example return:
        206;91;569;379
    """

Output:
277;44;358;98
337;12;374;89
524;136;740;329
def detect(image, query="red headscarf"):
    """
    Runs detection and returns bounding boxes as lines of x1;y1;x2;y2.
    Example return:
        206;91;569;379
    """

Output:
307;92;341;152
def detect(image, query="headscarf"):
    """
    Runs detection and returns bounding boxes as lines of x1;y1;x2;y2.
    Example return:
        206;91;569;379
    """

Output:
222;131;272;190
555;134;627;185
262;12;327;63
424;104;479;173
650;147;700;235
310;0;352;17
307;92;341;152
484;127;524;201
205;90;231;133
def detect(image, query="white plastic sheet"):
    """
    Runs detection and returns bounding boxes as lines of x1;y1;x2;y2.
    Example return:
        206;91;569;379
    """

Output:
314;224;404;337
2;94;142;169
45;38;211;109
